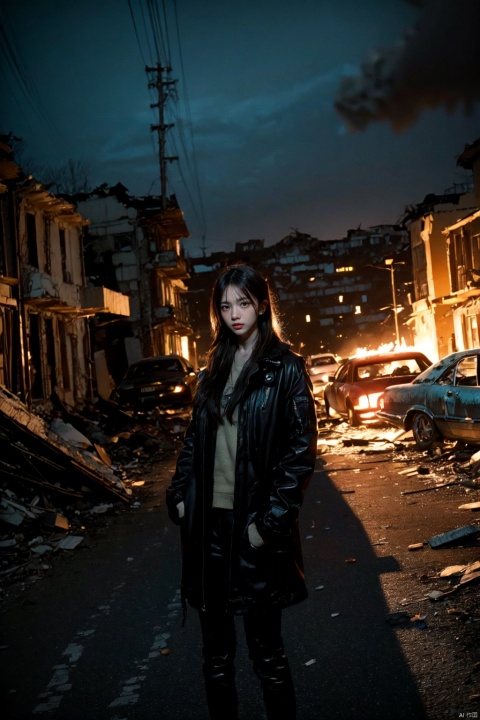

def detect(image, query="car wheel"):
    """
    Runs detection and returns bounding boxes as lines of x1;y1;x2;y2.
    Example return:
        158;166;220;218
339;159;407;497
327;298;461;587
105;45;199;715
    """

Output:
412;412;439;450
347;404;360;427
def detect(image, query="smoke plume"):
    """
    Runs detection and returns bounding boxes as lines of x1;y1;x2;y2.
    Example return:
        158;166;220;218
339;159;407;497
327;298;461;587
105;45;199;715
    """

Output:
335;0;480;131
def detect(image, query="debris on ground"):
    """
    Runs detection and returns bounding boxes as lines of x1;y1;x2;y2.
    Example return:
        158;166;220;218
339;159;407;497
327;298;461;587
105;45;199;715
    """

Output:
0;387;188;602
386;611;428;628
408;543;425;551
317;415;480;493
428;524;480;549
459;501;480;511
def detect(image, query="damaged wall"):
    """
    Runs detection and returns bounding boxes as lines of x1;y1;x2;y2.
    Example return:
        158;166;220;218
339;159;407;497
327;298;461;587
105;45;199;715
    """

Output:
75;184;196;379
0;142;131;412
405;191;477;360
17;188;93;409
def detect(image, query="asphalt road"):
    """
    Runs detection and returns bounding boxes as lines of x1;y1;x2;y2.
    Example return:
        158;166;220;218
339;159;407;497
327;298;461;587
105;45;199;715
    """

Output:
1;432;479;720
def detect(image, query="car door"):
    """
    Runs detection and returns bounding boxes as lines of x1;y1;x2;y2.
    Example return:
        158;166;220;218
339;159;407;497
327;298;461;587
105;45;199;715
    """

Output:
444;354;480;441
329;362;350;413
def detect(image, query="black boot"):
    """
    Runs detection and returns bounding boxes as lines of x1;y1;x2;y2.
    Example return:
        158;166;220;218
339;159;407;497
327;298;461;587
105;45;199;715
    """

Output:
203;651;238;720
254;653;296;720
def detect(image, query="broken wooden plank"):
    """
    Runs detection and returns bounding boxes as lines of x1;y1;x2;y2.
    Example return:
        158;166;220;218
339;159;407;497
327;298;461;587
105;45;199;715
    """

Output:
428;524;480;549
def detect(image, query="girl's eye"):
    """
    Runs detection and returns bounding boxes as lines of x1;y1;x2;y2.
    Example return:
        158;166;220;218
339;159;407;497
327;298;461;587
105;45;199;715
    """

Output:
240;300;250;307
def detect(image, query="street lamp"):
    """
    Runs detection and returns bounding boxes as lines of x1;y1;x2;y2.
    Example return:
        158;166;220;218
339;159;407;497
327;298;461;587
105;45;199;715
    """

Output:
368;259;404;347
384;258;400;347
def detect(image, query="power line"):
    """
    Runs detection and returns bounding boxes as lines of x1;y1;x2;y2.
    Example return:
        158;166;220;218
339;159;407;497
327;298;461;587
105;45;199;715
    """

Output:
0;5;59;142
172;0;206;236
126;0;206;241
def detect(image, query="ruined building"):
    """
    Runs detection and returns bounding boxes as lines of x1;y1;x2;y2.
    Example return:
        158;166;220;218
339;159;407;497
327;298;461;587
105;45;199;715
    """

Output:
0;140;129;411
403;188;477;361
402;138;480;361
73;184;196;394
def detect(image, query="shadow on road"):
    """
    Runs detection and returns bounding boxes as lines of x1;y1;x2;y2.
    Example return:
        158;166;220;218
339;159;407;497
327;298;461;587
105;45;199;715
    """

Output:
283;459;428;720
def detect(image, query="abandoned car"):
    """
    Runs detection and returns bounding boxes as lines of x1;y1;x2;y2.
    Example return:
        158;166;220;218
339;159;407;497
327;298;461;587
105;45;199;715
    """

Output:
111;354;198;411
377;348;480;449
324;350;432;426
307;352;342;399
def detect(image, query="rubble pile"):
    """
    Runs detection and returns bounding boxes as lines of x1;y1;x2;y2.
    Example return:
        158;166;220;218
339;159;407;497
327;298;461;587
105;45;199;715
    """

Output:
319;417;480;489
0;388;188;600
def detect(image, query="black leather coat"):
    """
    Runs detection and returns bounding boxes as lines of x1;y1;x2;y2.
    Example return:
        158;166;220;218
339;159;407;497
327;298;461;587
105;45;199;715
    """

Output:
166;341;318;614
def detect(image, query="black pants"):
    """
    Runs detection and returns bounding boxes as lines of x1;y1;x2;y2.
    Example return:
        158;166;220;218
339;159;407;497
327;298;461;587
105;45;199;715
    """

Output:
199;509;296;720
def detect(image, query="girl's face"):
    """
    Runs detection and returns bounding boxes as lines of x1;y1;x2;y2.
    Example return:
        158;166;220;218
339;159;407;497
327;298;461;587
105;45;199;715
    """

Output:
219;284;265;343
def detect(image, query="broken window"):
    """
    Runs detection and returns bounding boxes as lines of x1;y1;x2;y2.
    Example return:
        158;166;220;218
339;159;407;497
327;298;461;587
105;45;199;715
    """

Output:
452;232;468;291
28;313;44;400
44;317;56;396
26;212;39;267
412;242;427;299
473;234;480;272
43;216;52;275
454;356;478;387
114;232;134;251
59;228;71;283
58;320;71;391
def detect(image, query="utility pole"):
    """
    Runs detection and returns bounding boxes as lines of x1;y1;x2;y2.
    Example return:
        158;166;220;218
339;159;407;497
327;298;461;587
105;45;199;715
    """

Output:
146;63;178;209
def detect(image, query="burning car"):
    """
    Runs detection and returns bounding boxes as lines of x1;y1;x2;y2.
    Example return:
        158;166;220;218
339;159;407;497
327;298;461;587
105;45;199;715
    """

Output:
324;350;432;426
377;348;480;449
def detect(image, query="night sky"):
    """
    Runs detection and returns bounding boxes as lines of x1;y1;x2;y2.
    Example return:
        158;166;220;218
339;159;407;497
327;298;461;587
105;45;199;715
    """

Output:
1;0;479;256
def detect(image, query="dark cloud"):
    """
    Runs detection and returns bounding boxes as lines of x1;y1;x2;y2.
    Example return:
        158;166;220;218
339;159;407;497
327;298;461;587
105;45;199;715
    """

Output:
1;0;479;255
335;0;480;131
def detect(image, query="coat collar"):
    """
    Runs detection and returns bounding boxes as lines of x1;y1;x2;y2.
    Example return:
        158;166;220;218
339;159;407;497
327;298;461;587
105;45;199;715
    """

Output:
258;340;291;368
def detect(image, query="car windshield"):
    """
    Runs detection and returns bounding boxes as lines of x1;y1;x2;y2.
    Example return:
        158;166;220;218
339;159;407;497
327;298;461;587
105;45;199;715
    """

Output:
311;355;336;367
128;359;183;378
353;358;425;382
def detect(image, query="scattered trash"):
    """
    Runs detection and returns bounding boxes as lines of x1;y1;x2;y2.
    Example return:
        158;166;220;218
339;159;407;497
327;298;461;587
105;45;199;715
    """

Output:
458;502;480;511
0;539;17;548
386;612;413;626
56;536;84;551
0;384;188;602
428;525;480;549
439;565;468;577
331;613;340;617
401;480;462;496
40;511;69;531
342;438;370;446
408;543;424;551
89;504;114;515
386;612;427;628
345;557;357;563
31;544;53;556
398;468;418;476
304;658;316;666
315;585;325;591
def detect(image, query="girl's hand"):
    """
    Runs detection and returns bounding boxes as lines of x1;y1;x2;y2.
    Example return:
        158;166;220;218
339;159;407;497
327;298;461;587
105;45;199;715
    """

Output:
248;523;265;548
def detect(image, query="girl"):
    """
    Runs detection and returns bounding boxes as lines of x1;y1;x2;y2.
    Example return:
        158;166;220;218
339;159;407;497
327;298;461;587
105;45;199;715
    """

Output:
166;263;317;720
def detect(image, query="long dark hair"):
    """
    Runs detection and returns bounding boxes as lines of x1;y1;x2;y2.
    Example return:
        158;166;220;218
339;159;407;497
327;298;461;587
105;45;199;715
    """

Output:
195;263;284;422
